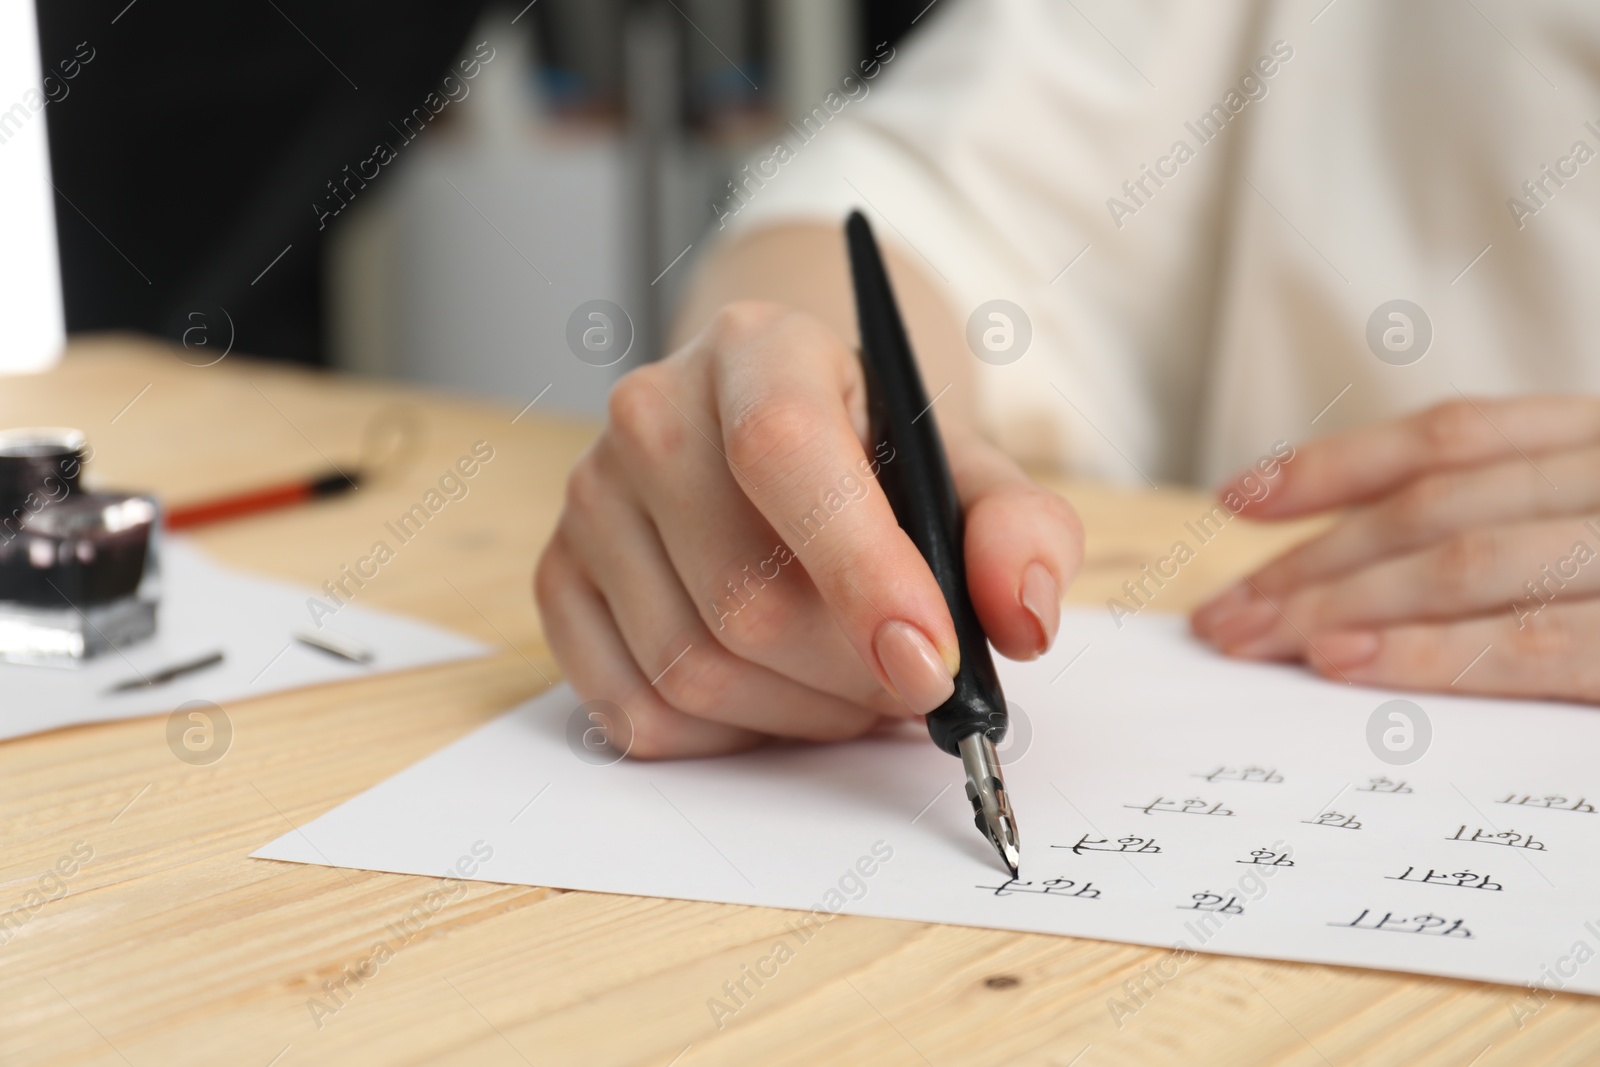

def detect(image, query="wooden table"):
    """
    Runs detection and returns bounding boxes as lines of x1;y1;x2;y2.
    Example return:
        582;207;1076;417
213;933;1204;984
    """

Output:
3;340;1595;1066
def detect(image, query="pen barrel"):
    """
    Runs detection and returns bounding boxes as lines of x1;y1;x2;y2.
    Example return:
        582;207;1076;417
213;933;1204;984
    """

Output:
846;212;1008;756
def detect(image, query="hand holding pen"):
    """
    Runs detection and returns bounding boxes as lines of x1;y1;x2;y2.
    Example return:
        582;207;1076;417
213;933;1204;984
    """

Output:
535;219;1083;788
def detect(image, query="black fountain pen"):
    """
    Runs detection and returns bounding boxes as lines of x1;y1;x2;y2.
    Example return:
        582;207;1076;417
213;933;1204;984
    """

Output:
845;210;1022;877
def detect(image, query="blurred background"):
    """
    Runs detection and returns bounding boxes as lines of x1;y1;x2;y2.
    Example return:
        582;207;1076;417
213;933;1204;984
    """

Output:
34;0;936;417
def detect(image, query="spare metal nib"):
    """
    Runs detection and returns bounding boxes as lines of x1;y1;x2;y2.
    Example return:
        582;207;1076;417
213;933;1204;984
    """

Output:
959;732;1021;877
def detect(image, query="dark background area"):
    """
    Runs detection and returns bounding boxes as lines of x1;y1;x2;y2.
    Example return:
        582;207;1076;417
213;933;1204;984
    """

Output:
36;0;930;368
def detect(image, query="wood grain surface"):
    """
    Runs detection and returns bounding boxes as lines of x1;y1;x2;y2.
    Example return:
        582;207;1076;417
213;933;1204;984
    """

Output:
2;339;1594;1066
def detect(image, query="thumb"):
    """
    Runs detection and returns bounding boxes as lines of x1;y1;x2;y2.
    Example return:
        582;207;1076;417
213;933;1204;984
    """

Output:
948;426;1084;660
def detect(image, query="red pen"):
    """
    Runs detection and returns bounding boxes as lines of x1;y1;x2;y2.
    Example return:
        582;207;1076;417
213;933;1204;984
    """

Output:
164;471;360;530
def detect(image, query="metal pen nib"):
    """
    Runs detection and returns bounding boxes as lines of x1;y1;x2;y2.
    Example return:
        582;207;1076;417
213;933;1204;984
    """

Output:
959;732;1021;877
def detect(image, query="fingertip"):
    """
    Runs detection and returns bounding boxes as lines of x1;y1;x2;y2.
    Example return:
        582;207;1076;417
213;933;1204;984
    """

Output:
1305;645;1365;684
1205;596;1282;652
625;719;768;760
586;683;770;760
1309;630;1381;673
1215;454;1305;518
963;491;1081;661
1215;484;1278;520
1191;580;1254;638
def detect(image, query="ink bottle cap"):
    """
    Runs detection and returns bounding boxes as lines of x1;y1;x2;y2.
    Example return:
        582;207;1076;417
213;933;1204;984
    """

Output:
0;428;160;666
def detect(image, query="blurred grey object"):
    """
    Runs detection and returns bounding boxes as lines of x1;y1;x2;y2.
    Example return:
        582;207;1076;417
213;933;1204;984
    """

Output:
328;0;862;417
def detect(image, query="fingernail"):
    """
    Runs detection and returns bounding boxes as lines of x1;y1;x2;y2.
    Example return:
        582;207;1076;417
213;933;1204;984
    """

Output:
874;620;956;716
1020;562;1060;654
1316;631;1380;670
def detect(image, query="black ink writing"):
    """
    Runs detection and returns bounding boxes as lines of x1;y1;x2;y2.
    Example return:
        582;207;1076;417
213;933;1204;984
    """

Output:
1330;909;1472;938
1195;765;1283;784
1236;847;1295;867
977;878;1101;899
1055;834;1161;856
1386;866;1502;891
1448;825;1545;850
1301;811;1362;830
1124;797;1234;817
1497;794;1593;814
1182;892;1244;914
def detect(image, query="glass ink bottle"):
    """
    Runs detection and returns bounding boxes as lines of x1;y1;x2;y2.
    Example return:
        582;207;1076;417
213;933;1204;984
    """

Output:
0;428;159;665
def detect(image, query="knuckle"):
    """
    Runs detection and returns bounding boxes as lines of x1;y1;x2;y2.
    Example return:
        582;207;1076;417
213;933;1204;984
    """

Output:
1433;530;1499;598
710;577;800;659
652;643;735;715
1033;488;1084;544
1420;399;1488;460
533;536;574;617
1388;475;1454;540
562;451;610;520
706;300;787;351
606;365;669;450
533;546;559;614
1375;632;1443;679
1510;608;1574;666
1281;588;1323;631
724;400;821;483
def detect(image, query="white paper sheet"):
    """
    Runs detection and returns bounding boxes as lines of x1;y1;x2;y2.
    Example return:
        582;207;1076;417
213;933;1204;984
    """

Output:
255;609;1600;996
3;539;488;739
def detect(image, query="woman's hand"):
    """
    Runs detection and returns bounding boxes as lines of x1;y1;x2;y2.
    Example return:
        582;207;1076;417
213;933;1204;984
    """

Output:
1192;396;1600;703
536;301;1084;758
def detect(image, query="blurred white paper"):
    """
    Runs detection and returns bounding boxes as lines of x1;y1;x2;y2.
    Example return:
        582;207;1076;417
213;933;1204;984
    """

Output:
255;609;1600;996
0;0;64;374
2;539;488;739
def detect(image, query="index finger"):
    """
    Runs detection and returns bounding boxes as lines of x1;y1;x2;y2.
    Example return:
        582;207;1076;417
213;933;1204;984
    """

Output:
709;304;960;715
1229;396;1600;519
